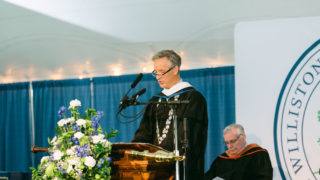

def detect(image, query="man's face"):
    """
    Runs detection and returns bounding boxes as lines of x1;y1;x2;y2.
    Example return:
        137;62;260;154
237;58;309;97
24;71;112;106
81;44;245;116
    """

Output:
153;57;178;89
223;128;246;156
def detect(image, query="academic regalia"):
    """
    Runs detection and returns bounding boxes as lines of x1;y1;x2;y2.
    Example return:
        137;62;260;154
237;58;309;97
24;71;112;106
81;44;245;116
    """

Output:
205;144;273;180
132;85;208;179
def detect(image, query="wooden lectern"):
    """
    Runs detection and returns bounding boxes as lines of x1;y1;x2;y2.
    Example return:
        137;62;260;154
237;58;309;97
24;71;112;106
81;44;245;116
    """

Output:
110;143;175;180
31;143;178;180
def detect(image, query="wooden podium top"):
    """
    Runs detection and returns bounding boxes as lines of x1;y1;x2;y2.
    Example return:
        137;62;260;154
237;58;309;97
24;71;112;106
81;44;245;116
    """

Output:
111;143;169;153
111;143;175;180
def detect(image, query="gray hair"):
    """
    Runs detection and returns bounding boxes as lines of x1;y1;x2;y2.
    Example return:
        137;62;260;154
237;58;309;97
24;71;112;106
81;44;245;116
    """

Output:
223;123;245;136
152;50;181;69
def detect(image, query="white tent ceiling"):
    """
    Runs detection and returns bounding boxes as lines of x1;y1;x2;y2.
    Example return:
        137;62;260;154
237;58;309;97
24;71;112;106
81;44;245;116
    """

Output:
1;0;320;83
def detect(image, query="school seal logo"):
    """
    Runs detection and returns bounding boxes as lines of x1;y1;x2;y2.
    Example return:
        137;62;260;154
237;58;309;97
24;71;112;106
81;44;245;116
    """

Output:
275;39;320;180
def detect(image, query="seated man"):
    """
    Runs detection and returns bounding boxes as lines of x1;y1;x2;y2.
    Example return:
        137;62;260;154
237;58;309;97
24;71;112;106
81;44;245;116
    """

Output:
205;124;273;180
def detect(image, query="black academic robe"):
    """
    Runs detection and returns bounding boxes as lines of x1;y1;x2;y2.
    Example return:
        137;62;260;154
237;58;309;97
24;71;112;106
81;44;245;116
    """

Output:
205;144;273;180
132;86;208;179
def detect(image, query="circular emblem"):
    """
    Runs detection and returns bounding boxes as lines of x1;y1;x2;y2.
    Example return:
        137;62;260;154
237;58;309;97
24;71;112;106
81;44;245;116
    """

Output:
275;39;320;180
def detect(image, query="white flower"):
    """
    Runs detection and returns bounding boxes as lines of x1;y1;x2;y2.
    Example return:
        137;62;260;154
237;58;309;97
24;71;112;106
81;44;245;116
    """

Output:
84;156;96;168
66;149;75;156
66;164;73;173
51;136;60;146
74;132;84;139
71;145;79;152
92;134;105;144
53;150;64;161
67;157;81;167
76;119;86;128
69;99;81;109
57;119;67;127
41;156;49;163
66;117;75;123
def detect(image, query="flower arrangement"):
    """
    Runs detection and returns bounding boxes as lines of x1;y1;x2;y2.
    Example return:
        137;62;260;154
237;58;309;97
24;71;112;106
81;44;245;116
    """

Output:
31;99;118;180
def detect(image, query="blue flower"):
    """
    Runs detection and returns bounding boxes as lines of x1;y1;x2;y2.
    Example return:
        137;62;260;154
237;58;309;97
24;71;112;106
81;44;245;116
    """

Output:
57;106;67;118
96;158;105;168
71;137;79;145
76;146;88;157
91;120;98;131
97;111;104;117
59;166;67;174
106;156;112;163
72;125;80;131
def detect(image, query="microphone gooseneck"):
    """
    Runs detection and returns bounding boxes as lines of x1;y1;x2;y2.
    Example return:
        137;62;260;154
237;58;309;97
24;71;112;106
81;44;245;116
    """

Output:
131;73;143;88
131;88;146;99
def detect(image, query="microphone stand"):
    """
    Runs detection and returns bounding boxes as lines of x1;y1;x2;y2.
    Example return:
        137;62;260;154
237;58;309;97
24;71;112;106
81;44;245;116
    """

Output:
182;117;188;180
172;104;180;180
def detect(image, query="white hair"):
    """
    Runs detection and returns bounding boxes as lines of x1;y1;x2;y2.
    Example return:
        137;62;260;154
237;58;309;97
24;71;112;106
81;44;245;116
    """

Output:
223;123;245;136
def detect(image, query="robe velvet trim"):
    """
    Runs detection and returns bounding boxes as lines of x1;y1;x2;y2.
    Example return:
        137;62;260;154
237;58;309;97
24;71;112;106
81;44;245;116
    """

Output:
220;144;268;159
153;89;192;98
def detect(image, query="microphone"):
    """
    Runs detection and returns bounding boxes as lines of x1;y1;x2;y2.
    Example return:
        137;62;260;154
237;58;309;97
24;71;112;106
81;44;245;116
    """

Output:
131;88;146;100
118;88;147;113
118;73;144;114
131;73;143;88
118;95;129;113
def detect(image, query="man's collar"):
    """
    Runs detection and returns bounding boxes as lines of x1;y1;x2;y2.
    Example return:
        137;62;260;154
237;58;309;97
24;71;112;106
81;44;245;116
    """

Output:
162;79;192;96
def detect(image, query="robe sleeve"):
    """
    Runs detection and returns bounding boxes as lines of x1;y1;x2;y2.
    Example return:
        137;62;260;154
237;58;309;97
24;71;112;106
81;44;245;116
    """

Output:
252;150;273;180
182;90;208;179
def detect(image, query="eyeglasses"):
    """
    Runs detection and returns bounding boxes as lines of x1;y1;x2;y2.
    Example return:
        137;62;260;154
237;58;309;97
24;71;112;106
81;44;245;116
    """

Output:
224;134;242;146
151;66;175;77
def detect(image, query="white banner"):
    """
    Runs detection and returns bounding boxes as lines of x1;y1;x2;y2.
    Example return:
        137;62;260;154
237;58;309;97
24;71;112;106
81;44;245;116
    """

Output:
235;16;320;180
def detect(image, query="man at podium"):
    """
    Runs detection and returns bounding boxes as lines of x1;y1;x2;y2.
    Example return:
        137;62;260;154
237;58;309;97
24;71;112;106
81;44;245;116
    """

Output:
132;50;208;179
205;124;273;180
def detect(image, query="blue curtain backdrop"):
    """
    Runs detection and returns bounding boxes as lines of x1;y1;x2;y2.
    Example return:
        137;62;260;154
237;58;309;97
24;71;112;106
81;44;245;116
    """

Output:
0;66;235;173
0;82;31;172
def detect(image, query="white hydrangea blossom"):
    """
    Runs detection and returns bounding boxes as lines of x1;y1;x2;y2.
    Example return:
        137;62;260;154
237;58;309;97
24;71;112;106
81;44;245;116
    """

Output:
66;117;75;123
84;156;96;168
67;157;81;167
71;145;79;152
57;119;67;127
92;134;105;144
66;164;73;173
74;132;84;139
76;119;86;128
53;150;64;161
66;149;74;156
69;99;81;109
